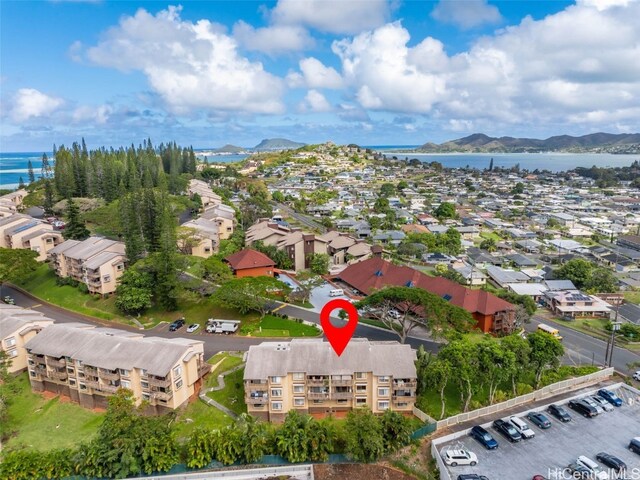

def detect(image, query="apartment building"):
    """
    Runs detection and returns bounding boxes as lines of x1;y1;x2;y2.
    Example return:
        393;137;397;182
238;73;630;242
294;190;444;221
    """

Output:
49;236;126;295
0;188;28;208
243;339;417;422
187;179;222;209
180;218;220;258
0;305;54;373
25;323;209;413
0;214;63;261
201;203;235;241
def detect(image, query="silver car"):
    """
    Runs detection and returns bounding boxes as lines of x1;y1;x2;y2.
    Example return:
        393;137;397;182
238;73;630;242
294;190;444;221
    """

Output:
583;397;604;415
591;395;614;412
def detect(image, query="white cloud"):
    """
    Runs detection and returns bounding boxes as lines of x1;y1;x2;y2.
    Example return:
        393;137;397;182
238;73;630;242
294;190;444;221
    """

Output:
431;0;502;29
232;21;314;54
11;88;64;122
287;57;344;89
300;89;332;112
85;6;285;114
72;104;113;124
578;0;631;11
271;0;389;34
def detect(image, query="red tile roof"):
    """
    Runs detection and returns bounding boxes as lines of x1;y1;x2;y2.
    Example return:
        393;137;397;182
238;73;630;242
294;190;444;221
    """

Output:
337;257;514;316
225;249;275;270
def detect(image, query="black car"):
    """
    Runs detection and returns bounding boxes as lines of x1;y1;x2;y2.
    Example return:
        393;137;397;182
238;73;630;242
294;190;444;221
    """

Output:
169;318;186;331
565;463;591;480
596;452;626;472
526;412;551;429
493;419;522;442
547;404;571;422
568;399;598;418
630;437;640;454
469;425;499;450
457;475;489;480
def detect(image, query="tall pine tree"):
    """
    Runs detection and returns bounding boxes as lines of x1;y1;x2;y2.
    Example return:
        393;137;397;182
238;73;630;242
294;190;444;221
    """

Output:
43;180;55;216
27;160;35;184
153;191;179;311
63;198;89;240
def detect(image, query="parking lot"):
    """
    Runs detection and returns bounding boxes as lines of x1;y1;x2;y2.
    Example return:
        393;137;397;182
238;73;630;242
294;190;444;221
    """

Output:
438;385;640;480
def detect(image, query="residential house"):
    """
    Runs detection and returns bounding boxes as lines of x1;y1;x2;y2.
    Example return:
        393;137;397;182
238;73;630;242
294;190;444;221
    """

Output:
1;305;54;373
0;214;63;261
276;231;328;272
25;323;208;413
618;235;640;252
200;203;236;241
452;263;487;286
543;290;611;319
187;179;222;209
336;257;516;334
224;249;276;278
48;237;126;295
243;339;417;422
0;189;28;208
180;217;220;258
319;231;372;266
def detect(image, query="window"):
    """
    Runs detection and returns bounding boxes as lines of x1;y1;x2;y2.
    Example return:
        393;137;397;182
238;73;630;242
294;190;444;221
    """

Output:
270;376;282;384
79;383;87;390
378;388;389;397
142;394;150;401
116;264;124;271
356;398;367;405
293;385;304;394
356;385;367;392
121;380;131;389
4;337;16;347
175;379;183;389
294;397;305;407
378;401;390;410
140;369;147;376
67;367;75;374
173;365;182;378
227;227;232;232
292;372;304;381
204;247;211;253
103;274;111;283
141;381;149;389
271;402;283;411
355;372;366;380
28;359;34;366
119;369;130;376
271;388;283;397
30;370;36;377
396;402;408;408
69;379;76;386
8;349;18;358
378;376;390;383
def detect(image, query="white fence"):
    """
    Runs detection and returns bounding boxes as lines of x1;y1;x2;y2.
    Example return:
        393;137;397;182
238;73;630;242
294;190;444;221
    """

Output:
413;405;437;424
435;367;614;429
133;465;314;480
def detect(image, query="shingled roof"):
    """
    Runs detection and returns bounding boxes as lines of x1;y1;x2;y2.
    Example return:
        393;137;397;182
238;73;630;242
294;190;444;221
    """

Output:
338;257;514;316
225;248;275;270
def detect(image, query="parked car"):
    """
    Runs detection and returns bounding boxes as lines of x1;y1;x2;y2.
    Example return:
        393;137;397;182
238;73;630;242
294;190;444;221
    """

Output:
633;371;640;381
576;455;609;480
531;476;547;480
526;412;551;429
442;449;478;467
3;296;15;305
597;388;623;407
595;452;626;472
457;475;489;480
590;395;613;412
509;416;535;439
565;462;593;480
568;399;598;418
629;437;640;454
547;404;571;422
168;318;186;331
186;323;199;333
492;419;522;442
469;425;499;450
583;397;604;414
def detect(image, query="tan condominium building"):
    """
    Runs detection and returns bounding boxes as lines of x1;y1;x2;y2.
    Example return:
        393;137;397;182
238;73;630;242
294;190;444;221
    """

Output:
0;214;63;261
0;305;54;373
243;339;417;422
25;323;209;413
49;236;126;295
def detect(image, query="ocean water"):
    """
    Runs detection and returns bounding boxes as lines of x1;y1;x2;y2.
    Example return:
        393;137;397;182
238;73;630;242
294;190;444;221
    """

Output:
2;150;638;189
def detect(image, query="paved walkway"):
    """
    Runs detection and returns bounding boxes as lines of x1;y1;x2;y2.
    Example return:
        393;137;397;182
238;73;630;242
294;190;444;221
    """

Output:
199;355;246;419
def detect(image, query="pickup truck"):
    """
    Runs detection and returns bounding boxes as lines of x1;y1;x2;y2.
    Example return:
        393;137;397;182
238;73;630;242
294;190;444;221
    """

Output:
206;319;240;334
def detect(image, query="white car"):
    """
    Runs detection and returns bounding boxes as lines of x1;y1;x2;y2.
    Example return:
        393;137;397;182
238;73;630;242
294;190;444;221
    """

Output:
186;323;200;333
576;455;609;480
633;371;640;381
590;395;614;412
442;449;478;467
583;397;604;414
509;416;535;439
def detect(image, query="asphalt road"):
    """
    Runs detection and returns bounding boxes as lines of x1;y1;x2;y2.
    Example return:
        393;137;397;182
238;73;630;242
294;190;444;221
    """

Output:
273;202;327;233
0;284;440;358
527;315;640;374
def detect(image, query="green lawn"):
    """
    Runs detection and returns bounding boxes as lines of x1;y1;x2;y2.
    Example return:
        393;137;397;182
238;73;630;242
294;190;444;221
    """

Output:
205;353;244;389
624;291;640;305
173;398;234;440
184;255;205;278
4;374;104;451
479;231;503;243
242;315;321;337
207;368;247;416
551;317;610;339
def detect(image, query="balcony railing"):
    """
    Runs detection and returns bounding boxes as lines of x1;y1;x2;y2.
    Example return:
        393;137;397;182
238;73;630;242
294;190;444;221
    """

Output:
34;365;47;376
151;391;173;401
245;395;268;405
32;356;47;366
100;384;120;394
84;380;101;389
49;370;68;380
246;380;268;387
392;392;416;399
47;357;66;368
331;379;353;386
198;364;210;377
148;376;171;388
307;392;330;399
393;380;417;388
307;378;329;386
99;369;119;380
331;391;353;399
83;366;98;375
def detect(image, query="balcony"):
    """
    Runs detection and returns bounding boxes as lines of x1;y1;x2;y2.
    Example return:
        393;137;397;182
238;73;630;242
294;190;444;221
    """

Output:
32;356;47;366
331;391;353;400
151;391;173;401
307;392;330;400
49;370;68;380
331;379;353;386
83;366;98;375
99;369;119;380
84;380;101;389
198;364;211;377
148;376;171;388
34;365;47;376
392;391;416;399
246;380;268;387
307;378;329;386
393;380;417;389
100;384;120;394
47;357;66;368
245;395;268;405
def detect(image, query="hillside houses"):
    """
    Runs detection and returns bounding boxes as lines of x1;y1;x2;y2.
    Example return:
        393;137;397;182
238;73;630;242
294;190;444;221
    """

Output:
0;213;63;261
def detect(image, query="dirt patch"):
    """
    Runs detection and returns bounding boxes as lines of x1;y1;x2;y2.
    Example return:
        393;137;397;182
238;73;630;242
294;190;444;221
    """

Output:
314;463;417;480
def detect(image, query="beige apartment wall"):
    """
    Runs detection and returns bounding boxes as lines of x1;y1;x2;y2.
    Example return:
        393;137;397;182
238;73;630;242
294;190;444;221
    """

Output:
0;217;26;248
217;218;234;240
3;326;51;373
10;224;52;250
293;242;305;271
190;237;215;258
95;260;124;295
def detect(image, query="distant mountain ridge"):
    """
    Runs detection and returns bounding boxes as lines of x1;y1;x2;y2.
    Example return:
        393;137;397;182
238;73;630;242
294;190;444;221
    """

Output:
252;138;306;151
417;132;640;154
211;144;246;153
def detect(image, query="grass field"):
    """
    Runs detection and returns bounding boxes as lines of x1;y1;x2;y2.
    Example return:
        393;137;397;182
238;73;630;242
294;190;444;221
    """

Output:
4;374;104;451
625;291;640;305
243;315;320;337
207;368;247;416
173;398;234;440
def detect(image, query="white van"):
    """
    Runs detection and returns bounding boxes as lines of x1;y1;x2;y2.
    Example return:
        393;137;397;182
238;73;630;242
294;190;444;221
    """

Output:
329;289;344;297
509;416;535;439
576;456;609;480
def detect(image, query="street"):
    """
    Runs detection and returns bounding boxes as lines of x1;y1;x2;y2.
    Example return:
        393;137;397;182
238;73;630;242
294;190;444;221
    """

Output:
527;315;640;374
273;202;327;233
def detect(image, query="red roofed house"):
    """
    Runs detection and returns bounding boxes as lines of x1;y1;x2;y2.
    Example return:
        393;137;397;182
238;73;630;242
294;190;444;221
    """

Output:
224;249;276;278
337;257;516;334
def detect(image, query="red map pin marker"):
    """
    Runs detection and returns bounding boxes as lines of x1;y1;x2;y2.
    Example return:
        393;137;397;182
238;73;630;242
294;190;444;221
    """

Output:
320;298;358;357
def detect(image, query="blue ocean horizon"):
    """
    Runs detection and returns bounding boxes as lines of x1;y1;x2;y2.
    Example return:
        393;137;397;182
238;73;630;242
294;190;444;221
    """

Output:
1;149;639;190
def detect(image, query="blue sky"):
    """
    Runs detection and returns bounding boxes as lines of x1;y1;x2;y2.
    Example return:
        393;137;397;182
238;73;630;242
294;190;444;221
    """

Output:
1;0;638;151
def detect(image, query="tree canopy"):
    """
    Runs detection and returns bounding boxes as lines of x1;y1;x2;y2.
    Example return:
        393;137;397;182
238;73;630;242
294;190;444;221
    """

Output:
0;248;39;285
